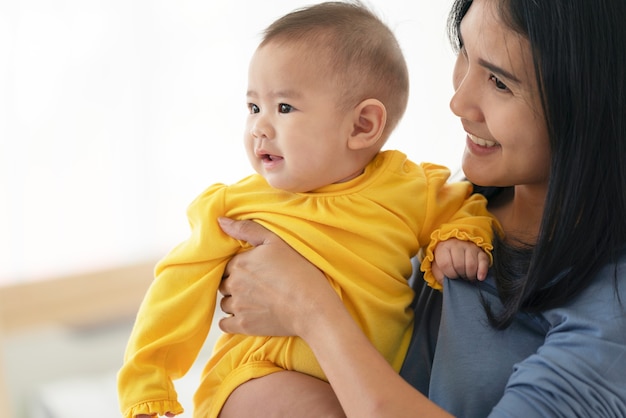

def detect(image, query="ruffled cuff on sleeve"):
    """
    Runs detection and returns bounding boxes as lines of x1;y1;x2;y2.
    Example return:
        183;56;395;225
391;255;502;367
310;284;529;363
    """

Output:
124;399;184;418
420;228;494;291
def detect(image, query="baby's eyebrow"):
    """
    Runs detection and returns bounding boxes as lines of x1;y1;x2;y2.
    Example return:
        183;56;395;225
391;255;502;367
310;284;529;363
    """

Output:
272;89;302;99
246;89;303;100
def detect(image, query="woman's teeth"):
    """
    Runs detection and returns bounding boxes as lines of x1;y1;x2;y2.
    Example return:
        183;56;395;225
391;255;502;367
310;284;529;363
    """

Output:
469;134;497;148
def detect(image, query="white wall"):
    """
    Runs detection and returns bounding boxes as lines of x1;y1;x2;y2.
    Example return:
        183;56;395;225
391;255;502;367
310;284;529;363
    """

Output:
0;0;462;284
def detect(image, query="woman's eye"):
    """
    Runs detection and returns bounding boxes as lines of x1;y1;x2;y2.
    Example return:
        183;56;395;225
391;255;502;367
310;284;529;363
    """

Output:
278;103;293;113
248;103;260;114
490;75;509;92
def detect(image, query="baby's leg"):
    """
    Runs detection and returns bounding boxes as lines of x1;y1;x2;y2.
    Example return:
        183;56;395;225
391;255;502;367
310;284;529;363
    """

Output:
219;370;345;418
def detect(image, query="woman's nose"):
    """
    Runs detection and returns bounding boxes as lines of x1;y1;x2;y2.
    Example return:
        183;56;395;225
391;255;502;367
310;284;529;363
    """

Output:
449;63;483;122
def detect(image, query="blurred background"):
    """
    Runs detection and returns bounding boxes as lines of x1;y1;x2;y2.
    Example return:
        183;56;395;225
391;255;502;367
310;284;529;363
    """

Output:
0;0;462;416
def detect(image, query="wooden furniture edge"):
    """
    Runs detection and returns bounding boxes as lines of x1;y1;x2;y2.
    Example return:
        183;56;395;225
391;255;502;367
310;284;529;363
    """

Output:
0;261;157;333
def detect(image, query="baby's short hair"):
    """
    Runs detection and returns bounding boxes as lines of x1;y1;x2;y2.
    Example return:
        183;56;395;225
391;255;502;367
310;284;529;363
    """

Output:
260;1;409;140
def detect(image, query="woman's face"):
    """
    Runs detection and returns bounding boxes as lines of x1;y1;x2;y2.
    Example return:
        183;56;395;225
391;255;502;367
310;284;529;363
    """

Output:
450;0;551;191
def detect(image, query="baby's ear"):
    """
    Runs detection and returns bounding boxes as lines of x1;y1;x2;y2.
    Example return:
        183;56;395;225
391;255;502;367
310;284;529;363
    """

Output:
348;98;387;150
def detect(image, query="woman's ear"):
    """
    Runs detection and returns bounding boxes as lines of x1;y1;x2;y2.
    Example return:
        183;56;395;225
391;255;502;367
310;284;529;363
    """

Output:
348;98;387;150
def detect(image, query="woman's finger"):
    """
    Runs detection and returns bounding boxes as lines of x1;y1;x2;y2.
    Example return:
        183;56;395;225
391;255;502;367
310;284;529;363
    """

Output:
220;294;232;314
218;217;273;246
219;274;231;296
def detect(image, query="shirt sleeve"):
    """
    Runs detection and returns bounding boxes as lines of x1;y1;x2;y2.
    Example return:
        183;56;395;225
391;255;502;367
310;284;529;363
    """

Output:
490;266;626;417
417;163;496;290
117;183;244;418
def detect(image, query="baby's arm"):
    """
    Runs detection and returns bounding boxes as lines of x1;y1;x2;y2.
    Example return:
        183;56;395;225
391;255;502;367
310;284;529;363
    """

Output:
430;238;490;287
416;165;495;291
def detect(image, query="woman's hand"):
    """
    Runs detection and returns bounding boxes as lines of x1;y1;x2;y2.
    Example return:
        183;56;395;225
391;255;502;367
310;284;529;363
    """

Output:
217;217;340;339
217;218;449;417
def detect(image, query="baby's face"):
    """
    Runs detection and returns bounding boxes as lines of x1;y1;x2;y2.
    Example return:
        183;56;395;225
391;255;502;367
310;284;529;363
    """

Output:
244;42;364;193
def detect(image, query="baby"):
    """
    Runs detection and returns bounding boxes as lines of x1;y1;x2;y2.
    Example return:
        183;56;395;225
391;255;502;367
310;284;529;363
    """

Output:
117;2;494;417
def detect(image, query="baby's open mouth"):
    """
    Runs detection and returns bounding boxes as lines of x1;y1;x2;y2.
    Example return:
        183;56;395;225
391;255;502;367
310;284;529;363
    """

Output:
262;154;283;162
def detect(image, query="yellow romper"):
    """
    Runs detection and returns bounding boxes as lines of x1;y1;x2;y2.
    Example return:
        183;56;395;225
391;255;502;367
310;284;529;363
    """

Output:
117;150;493;417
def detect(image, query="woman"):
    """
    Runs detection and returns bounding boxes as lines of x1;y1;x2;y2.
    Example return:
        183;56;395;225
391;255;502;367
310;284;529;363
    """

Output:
217;0;626;416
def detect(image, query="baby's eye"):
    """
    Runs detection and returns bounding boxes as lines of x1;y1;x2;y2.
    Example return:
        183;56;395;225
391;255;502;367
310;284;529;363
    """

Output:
489;75;509;92
278;103;294;113
248;103;260;114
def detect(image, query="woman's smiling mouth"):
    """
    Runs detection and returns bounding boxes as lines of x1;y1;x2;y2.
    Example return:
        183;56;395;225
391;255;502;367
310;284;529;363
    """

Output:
468;133;498;148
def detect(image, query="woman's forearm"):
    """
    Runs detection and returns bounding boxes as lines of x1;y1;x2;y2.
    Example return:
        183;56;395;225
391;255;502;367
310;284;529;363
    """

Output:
299;293;452;418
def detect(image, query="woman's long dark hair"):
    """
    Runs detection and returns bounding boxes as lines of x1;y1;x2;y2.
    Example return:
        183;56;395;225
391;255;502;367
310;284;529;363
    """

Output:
449;0;626;328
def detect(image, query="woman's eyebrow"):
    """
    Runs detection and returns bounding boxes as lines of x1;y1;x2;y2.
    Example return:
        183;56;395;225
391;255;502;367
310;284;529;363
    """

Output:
478;57;521;83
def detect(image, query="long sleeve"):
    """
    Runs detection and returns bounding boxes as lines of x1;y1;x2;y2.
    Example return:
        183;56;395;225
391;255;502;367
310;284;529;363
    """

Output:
490;265;626;417
416;163;496;290
427;257;626;417
117;183;243;418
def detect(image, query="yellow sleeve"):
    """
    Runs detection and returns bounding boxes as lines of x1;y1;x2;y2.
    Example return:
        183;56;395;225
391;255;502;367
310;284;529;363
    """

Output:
416;163;495;291
117;183;243;418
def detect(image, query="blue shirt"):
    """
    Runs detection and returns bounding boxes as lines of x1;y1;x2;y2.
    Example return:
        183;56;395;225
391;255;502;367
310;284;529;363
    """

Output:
401;257;626;417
